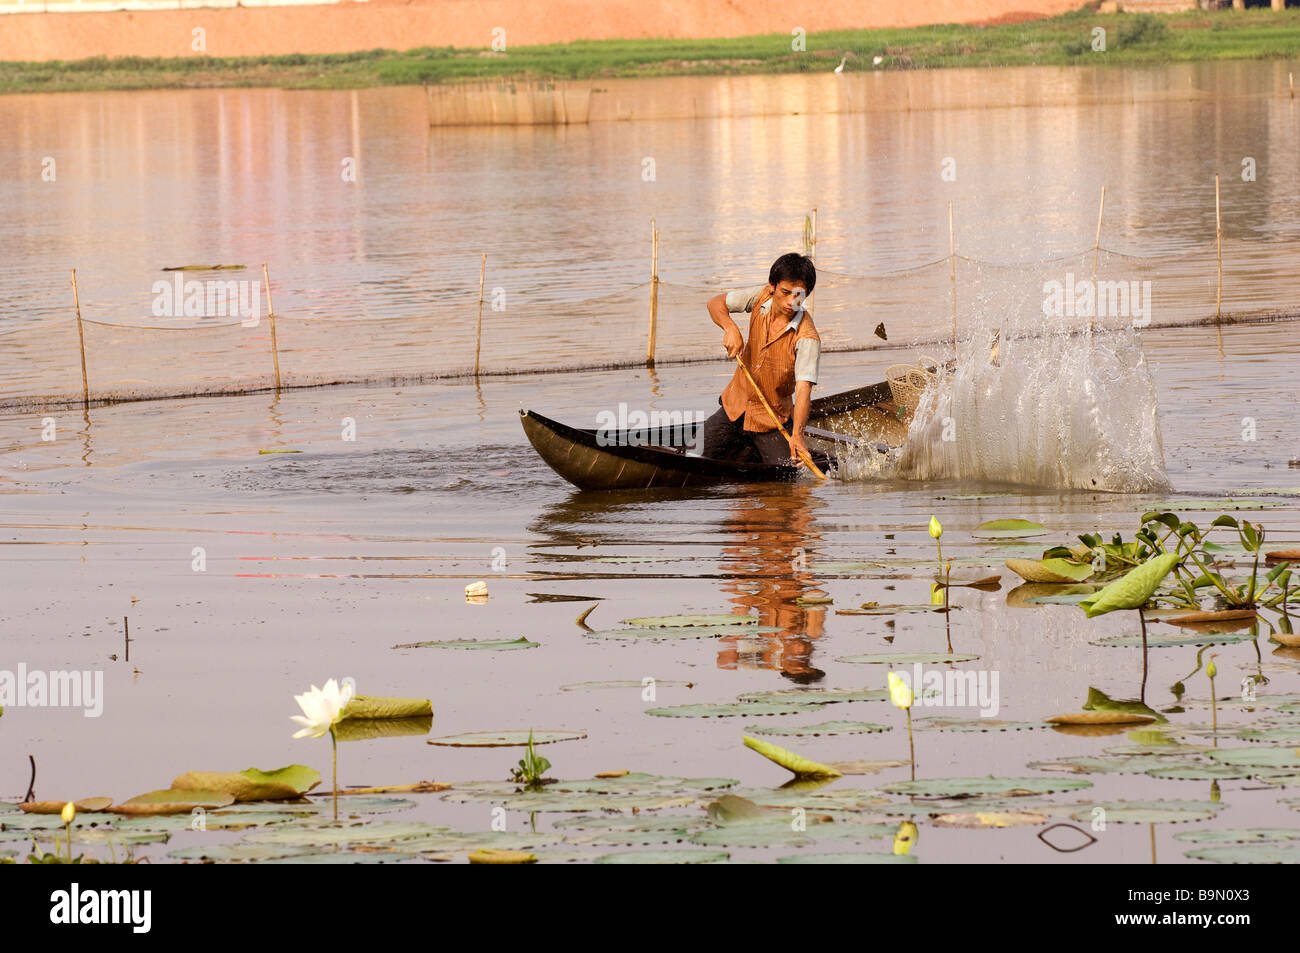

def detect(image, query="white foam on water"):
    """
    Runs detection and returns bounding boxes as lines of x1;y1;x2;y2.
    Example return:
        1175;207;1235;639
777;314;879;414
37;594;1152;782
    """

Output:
883;324;1171;492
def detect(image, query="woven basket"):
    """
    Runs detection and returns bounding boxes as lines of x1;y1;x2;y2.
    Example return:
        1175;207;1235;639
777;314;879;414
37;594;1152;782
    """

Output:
887;363;932;412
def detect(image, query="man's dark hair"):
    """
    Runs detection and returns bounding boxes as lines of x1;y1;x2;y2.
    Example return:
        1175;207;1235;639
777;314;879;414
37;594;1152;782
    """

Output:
768;252;817;296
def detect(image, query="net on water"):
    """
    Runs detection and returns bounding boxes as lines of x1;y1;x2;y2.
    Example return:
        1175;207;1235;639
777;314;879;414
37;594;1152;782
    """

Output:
2;238;1297;412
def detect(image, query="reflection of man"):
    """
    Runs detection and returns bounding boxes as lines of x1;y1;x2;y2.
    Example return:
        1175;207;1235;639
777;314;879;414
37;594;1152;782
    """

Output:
704;253;821;466
716;484;826;683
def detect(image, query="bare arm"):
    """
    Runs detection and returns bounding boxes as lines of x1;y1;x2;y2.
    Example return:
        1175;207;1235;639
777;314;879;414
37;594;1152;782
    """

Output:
707;293;744;358
787;380;814;464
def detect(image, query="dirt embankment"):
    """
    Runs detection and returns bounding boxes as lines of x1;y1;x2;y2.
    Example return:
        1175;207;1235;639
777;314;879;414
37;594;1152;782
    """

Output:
0;0;1084;63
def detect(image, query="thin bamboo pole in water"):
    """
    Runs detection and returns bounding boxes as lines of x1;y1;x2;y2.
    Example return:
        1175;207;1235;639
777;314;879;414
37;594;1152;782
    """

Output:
948;201;957;354
646;219;659;368
262;263;282;391
1090;185;1106;334
1214;174;1223;323
474;252;486;376
70;269;89;409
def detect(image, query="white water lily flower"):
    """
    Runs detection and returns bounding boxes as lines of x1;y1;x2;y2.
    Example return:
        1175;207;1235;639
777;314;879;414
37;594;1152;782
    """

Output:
290;678;354;739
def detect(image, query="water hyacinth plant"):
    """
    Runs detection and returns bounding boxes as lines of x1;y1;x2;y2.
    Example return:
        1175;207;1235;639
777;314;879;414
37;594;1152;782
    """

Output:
290;678;354;820
510;729;552;790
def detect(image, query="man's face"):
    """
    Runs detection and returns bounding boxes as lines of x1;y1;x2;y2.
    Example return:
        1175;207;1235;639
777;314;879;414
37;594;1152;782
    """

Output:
772;280;807;320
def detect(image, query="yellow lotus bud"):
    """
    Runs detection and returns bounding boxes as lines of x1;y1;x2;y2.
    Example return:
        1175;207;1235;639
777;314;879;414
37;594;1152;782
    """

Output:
893;820;918;855
61;802;76;824
929;516;942;539
887;671;914;710
1207;658;1217;680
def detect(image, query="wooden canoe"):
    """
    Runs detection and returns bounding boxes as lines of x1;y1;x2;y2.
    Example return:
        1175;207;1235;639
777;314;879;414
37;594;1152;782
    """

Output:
520;378;911;492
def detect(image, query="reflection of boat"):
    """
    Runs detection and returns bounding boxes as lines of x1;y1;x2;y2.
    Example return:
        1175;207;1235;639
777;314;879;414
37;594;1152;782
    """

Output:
520;379;909;492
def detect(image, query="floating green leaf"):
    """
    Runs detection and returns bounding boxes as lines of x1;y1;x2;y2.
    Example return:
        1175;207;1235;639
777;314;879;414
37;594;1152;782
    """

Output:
742;736;841;779
1094;631;1256;649
646;700;819;718
1078;553;1179;617
1175;828;1300;844
776;852;916;864
836;652;980;665
915;717;1048;733
621;614;760;628
392;637;538;650
427;729;587;747
593;849;728;864
1069;800;1222;824
1184;845;1300;863
882;777;1092;798
1004;558;1094;583
584;625;780;641
745;720;889;738
1206;747;1300;768
340;695;433;720
334;715;432;742
170;765;320;803
971;518;1049;538
735;688;886;705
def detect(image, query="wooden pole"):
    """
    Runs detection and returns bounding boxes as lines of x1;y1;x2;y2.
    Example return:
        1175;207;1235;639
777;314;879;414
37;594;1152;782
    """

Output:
1090;185;1106;333
646;218;659;367
69;269;89;409
1290;71;1294;99
261;263;282;391
474;252;486;376
733;356;826;481
1214;174;1222;323
948;201;957;354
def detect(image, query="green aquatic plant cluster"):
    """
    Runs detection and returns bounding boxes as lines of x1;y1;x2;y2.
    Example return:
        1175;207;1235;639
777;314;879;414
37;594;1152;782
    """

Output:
1014;511;1297;617
510;731;553;791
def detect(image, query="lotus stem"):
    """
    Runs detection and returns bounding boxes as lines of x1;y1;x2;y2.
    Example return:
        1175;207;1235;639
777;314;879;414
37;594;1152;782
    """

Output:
906;708;915;780
1138;608;1149;704
64;822;72;862
331;726;339;821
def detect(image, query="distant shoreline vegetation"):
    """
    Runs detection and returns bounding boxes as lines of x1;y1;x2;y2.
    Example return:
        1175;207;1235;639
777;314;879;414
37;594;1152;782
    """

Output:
1;9;1299;95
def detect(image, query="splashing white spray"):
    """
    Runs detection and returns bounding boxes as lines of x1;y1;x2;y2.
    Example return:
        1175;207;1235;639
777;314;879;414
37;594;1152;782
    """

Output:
890;325;1170;492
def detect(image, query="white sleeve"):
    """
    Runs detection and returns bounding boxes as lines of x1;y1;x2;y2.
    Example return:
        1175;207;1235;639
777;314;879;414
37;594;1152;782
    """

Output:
794;338;821;384
724;285;766;315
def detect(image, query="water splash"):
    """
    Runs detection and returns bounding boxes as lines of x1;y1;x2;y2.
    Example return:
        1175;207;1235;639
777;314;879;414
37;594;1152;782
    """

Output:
886;325;1170;492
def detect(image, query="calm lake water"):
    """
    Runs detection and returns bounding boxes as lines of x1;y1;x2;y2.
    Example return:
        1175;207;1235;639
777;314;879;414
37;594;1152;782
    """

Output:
1;63;1299;863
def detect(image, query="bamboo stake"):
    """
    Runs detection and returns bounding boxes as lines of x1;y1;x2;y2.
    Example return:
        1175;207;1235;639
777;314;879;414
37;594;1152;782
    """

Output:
1090;185;1106;333
1290;71;1294;100
69;269;89;409
948;201;957;354
733;356;826;481
261;263;282;391
1214;174;1222;323
646;219;659;367
474;252;486;376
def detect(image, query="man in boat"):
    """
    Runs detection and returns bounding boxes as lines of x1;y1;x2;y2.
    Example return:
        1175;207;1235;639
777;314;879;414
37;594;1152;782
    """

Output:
703;253;820;467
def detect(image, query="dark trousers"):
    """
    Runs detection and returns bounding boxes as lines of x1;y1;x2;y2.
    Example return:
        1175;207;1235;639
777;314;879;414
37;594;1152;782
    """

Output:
702;405;792;465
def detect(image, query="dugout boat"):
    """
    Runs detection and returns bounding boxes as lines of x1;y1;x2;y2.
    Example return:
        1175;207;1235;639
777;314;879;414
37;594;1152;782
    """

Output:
520;378;912;491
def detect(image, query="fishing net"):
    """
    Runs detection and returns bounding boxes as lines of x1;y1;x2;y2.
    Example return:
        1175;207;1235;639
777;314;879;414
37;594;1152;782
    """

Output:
2;238;1297;411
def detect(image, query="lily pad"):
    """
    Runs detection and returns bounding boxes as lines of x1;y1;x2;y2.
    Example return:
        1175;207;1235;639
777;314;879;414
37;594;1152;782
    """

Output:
882;777;1092;798
1095;631;1257;649
584;625;781;641
171;765;320;803
1047;712;1156;726
1206;747;1300;768
1142;499;1288;511
334;715;432;742
392;637;538;650
1004;558;1094;583
776;852;916;864
621;614;760;627
836;652;980;665
690;820;894;848
915;717;1047;733
560;679;692;692
246;821;448;846
745;720;889;737
735;687;886;705
932;811;1048;828
340;695;433;720
593;849;728;864
645;702;812;718
500;793;696;813
1069;800;1222;824
1175;828;1300;844
971;518;1049;539
1238;727;1300;743
1184;845;1300;863
427;729;587;747
113;789;236;814
168;843;322;862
